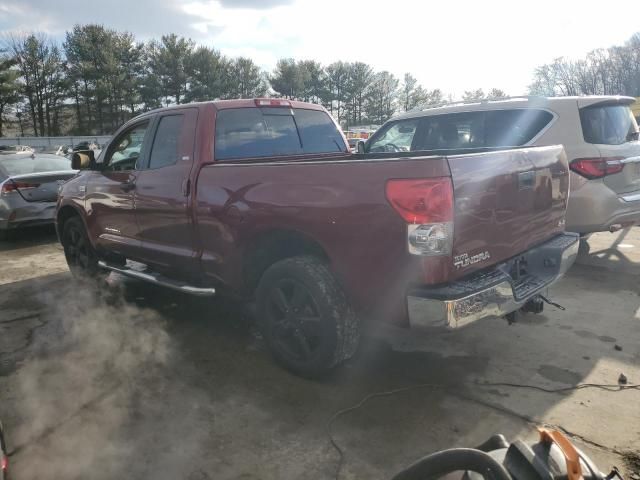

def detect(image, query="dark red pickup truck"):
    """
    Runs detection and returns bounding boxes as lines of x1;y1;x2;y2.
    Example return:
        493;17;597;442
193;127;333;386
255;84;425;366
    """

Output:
56;98;578;376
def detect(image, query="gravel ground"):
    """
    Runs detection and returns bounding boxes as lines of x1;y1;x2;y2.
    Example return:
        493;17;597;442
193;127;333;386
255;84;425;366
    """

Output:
0;225;638;480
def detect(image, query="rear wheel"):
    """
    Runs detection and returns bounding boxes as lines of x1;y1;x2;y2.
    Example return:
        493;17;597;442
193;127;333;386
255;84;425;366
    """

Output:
62;217;101;279
256;255;360;377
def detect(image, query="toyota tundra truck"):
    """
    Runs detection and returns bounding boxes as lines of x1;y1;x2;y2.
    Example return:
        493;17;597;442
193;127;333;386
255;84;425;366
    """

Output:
56;98;579;376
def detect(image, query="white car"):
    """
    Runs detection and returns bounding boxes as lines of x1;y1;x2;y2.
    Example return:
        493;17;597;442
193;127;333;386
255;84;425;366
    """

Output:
363;95;640;237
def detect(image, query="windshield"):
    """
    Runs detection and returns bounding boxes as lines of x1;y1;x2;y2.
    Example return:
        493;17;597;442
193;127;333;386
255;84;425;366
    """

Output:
579;103;639;145
0;154;73;176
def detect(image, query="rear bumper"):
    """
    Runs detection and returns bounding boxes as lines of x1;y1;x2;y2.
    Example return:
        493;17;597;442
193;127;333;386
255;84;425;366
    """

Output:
407;233;579;329
566;179;640;233
0;201;57;231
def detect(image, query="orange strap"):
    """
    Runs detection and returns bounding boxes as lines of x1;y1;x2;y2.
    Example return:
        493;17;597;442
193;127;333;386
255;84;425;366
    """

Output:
538;428;584;480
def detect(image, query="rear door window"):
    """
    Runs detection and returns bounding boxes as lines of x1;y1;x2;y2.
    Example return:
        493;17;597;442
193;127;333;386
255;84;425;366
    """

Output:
579;104;639;145
215;107;345;160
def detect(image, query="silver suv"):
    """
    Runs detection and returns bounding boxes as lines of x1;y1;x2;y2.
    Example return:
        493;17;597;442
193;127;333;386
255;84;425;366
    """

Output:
363;96;640;236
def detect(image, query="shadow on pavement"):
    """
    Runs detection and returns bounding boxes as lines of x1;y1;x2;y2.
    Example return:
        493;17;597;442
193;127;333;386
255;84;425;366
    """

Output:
577;227;640;275
0;225;58;252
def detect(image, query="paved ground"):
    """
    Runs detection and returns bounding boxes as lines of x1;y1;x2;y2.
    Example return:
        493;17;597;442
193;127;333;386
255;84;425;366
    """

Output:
0;226;638;480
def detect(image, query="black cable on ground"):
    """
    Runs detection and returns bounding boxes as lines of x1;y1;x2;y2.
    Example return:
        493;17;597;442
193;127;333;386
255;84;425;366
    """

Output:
327;381;639;480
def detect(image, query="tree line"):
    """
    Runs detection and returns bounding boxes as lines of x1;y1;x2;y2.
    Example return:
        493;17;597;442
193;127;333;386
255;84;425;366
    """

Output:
529;33;640;97
0;26;267;137
0;24;512;137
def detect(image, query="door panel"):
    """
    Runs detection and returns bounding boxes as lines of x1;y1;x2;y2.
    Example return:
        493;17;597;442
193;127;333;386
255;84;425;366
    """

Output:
133;109;198;274
85;120;151;257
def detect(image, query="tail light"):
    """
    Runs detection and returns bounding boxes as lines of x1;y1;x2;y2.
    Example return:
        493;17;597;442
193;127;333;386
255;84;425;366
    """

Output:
570;157;624;179
1;180;41;195
385;177;454;256
1;454;7;471
255;98;291;107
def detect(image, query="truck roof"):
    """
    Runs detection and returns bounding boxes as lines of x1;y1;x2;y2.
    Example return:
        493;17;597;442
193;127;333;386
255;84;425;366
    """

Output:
142;98;326;116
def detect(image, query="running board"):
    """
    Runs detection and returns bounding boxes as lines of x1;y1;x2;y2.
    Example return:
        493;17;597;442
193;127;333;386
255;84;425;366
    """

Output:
98;261;216;297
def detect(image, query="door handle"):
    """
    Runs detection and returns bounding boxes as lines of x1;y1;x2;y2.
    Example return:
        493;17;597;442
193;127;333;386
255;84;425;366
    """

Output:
120;181;136;192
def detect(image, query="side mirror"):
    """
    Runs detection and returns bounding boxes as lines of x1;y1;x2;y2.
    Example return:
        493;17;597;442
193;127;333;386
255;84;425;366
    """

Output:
71;150;95;170
357;141;366;154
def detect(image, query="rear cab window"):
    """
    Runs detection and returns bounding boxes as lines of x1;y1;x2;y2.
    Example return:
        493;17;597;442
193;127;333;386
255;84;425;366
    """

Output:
214;107;346;160
579;103;639;145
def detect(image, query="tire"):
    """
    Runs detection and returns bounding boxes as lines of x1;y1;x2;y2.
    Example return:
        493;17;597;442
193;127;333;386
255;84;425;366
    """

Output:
256;255;360;377
61;216;102;279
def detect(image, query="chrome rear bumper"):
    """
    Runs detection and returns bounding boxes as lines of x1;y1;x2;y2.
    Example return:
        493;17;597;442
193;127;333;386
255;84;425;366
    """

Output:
407;233;579;329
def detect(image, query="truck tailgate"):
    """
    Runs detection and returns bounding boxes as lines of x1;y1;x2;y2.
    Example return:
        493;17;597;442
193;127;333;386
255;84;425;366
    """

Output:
448;145;569;279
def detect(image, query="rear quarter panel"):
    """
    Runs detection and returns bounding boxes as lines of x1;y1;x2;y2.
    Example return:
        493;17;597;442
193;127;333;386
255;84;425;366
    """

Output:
195;156;450;323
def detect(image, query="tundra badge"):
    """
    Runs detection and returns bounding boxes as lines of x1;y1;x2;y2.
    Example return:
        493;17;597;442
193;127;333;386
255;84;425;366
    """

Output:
454;251;491;269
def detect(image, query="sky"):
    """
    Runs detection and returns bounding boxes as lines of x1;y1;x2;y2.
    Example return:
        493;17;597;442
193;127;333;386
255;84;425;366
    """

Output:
1;0;638;97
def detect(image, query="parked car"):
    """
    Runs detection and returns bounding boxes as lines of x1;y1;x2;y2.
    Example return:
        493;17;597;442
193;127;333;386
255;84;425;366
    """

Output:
361;96;640;239
0;145;34;155
0;153;77;239
56;98;578;376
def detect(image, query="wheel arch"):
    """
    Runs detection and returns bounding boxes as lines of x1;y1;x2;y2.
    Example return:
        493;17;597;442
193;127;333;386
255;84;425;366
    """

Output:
55;203;97;248
242;228;330;294
56;204;84;234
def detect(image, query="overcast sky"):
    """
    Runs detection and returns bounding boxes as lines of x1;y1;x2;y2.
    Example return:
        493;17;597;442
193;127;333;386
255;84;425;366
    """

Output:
1;0;638;97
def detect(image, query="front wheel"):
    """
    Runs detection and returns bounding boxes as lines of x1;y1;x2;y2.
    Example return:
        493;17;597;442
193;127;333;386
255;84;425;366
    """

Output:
256;255;360;377
61;217;102;279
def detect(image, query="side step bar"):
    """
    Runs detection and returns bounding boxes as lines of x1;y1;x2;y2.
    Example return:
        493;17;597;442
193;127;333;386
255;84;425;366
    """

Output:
98;261;216;297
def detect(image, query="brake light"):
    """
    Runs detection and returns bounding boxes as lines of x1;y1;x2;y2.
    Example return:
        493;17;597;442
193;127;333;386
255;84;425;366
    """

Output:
386;178;453;224
1;454;7;471
254;98;291;107
0;180;40;195
570;157;624;179
386;178;454;256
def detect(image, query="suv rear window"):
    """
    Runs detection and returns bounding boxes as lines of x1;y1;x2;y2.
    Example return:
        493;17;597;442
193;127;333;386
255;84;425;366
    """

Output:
215;107;346;160
579;104;639;145
0;154;72;176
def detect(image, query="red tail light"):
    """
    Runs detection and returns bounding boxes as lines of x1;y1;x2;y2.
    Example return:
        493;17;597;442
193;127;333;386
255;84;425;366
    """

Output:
570;157;624;179
1;180;41;195
385;177;453;224
254;98;291;107
1;454;7;471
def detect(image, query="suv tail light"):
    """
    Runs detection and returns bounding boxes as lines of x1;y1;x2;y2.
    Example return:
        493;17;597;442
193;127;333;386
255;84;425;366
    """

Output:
570;157;624;179
385;177;454;256
1;454;7;471
1;180;40;195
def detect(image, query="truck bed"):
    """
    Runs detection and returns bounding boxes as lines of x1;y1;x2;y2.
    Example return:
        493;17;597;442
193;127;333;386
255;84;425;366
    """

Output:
195;145;569;323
